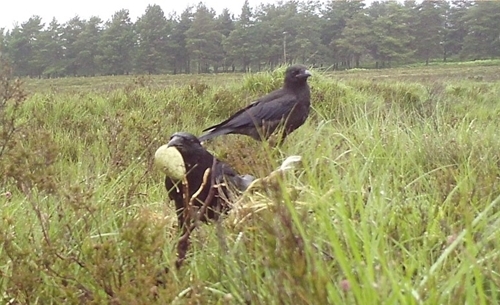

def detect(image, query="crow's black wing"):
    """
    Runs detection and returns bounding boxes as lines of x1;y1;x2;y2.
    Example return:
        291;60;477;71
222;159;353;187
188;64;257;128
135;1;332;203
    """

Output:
215;161;255;192
199;92;299;141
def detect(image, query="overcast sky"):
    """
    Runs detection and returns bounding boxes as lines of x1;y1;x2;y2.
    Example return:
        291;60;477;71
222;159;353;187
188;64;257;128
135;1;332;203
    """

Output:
0;0;289;30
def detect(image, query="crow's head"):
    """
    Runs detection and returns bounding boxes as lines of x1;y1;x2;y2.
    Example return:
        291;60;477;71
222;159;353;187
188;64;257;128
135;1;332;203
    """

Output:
284;64;312;87
166;132;203;153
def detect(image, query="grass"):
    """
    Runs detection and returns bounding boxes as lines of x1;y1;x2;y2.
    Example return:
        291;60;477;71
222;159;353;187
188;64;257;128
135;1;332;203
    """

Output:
1;62;500;304
21;59;500;94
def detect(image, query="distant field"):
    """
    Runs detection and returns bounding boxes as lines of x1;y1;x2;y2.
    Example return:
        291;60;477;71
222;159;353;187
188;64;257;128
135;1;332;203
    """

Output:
22;59;500;94
2;62;500;304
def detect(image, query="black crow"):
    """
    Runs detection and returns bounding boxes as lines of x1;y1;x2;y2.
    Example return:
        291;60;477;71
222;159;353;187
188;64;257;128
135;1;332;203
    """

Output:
198;64;312;144
154;132;254;229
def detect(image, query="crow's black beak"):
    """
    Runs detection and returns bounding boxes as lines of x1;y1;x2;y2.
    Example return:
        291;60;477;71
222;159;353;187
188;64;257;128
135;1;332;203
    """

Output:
297;69;312;79
167;136;183;148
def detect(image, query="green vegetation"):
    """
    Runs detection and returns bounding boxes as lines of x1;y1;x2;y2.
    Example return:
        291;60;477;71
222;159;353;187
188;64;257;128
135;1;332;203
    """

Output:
1;62;500;304
1;0;500;77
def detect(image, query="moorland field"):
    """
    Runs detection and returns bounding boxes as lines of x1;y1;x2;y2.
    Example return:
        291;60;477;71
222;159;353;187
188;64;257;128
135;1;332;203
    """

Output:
1;61;500;304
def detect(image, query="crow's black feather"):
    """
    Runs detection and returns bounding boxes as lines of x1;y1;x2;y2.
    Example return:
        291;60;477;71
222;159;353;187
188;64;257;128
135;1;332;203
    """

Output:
198;64;312;143
163;132;253;229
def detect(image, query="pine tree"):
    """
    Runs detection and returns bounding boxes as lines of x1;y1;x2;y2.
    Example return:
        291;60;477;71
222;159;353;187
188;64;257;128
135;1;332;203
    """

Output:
73;17;102;76
461;1;500;59
135;5;170;74
223;0;259;71
185;3;223;73
97;10;135;75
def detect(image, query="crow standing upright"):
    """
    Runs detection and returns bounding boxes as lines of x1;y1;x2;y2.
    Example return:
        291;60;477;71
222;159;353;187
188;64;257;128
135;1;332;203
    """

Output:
155;132;254;229
198;64;312;144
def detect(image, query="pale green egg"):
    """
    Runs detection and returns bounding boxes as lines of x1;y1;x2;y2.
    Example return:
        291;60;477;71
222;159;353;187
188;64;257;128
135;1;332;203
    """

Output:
154;145;186;180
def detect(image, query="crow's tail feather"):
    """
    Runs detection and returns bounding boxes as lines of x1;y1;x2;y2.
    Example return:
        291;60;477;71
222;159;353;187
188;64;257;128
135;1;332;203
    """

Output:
198;128;231;143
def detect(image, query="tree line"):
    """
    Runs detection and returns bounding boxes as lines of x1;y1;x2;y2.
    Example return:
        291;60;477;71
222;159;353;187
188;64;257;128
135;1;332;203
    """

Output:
0;0;499;78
